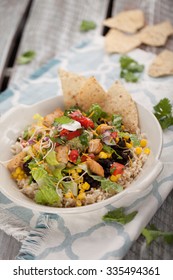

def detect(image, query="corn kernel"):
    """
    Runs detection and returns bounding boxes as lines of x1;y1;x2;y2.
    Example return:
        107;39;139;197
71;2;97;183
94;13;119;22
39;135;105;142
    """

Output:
106;153;112;158
76;200;82;207
64;192;73;199
140;139;147;148
126;142;133;149
76;168;82;173
144;148;150;155
135;147;142;155
98;151;108;159
115;137;119;143
110;174;121;182
81;182;90;190
77;192;86;200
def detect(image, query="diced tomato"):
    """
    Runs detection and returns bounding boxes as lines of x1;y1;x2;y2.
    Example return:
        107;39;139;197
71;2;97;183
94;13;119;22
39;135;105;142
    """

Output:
69;149;79;163
70;111;94;129
60;129;69;137
111;131;118;139
60;129;82;140
110;162;125;176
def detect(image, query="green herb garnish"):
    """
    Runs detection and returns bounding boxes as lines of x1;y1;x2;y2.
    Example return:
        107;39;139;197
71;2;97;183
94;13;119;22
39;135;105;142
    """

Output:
87;104;107;123
142;224;173;246
119;55;144;83
17;51;36;65
153;98;173;129
54;116;74;125
80;20;96;32
102;207;137;224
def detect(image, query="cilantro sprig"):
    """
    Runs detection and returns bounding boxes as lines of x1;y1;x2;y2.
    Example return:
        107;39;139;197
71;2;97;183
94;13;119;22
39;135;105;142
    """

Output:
80;20;96;32
17;50;36;65
102;207;137;224
153;98;173;129
119;55;144;83
142;224;173;246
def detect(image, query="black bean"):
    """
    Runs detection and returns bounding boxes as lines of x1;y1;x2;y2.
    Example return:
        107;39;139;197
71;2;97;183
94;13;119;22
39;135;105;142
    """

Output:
23;159;31;176
83;174;101;189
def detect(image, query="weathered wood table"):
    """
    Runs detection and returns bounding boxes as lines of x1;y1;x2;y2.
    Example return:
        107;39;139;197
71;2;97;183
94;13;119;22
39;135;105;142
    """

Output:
0;0;173;259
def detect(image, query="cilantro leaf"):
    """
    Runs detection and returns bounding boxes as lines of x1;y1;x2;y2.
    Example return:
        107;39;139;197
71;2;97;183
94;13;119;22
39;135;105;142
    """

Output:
119;55;144;83
87;104;107;123
142;225;173;246
54;116;74;125
153;98;173;129
102;207;137;224
80;20;96;32
79;131;89;147
17;51;36;65
112;114;122;130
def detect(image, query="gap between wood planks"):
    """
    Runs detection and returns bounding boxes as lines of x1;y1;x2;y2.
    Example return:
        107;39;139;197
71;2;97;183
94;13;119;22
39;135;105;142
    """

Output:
0;0;114;93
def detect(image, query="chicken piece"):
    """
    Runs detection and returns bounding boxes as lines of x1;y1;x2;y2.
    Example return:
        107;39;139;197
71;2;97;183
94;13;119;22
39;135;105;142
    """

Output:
55;145;69;163
88;139;103;154
96;124;113;134
43;108;64;127
7;151;26;172
86;158;104;177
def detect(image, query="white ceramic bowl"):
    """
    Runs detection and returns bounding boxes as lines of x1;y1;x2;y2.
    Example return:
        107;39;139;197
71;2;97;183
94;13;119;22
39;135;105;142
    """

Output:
0;96;163;214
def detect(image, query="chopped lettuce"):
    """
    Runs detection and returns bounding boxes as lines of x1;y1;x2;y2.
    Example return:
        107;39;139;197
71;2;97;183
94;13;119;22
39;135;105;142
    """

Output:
45;150;59;166
35;185;61;206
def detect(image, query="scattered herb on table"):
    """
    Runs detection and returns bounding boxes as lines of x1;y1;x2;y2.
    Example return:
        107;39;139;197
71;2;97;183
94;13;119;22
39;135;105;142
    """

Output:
102;207;137;224
17;50;36;65
119;55;144;83
80;20;96;32
153;98;173;129
142;224;173;246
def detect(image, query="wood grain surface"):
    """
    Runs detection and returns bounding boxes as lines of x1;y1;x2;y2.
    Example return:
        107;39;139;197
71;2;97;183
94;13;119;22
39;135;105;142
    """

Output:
0;0;173;260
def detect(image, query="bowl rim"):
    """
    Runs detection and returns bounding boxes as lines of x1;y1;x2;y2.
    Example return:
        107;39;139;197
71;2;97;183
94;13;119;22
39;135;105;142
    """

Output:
0;96;163;214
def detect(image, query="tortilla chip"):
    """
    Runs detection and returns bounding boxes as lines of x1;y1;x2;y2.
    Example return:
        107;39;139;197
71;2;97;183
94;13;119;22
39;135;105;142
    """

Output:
58;69;87;108
138;21;173;46
105;29;141;54
103;81;139;133
148;50;173;77
75;76;107;111
103;9;144;33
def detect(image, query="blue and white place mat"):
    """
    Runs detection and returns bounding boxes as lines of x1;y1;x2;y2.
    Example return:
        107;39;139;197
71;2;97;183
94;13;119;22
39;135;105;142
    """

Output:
0;37;173;259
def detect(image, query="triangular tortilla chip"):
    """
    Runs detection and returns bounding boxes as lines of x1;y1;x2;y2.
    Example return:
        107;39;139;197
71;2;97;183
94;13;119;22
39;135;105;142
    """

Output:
103;81;139;133
148;50;173;77
105;29;141;54
103;9;144;33
138;21;173;46
75;76;107;111
58;69;87;108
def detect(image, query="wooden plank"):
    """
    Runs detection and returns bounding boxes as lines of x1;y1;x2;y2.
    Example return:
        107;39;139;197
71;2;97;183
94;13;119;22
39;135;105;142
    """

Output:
110;0;173;53
0;231;21;260
10;0;108;85
0;0;30;89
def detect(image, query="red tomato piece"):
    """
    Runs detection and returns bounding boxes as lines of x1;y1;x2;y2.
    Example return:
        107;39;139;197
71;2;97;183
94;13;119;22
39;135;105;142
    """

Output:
70;111;94;129
111;131;118;138
60;129;82;140
69;150;79;163
110;162;125;176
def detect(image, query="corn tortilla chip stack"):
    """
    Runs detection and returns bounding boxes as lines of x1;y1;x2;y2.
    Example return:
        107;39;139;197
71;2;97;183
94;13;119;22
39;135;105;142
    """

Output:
103;81;139;133
75;76;107;111
58;69;87;108
138;21;173;46
103;9;144;33
105;29;141;54
148;50;173;77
